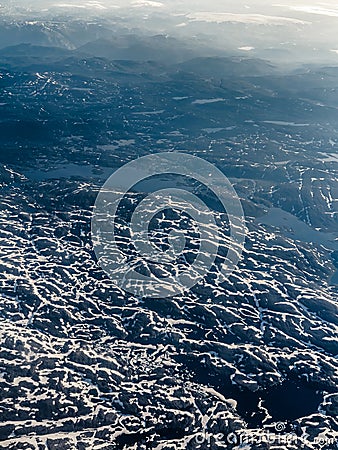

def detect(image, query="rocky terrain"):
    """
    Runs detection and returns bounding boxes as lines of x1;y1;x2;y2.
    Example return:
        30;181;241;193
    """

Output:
0;16;337;450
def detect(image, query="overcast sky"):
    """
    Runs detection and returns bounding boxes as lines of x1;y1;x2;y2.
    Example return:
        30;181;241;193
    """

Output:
3;0;338;12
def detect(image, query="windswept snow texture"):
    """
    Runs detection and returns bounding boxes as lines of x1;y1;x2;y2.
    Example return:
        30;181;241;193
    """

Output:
0;17;337;450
